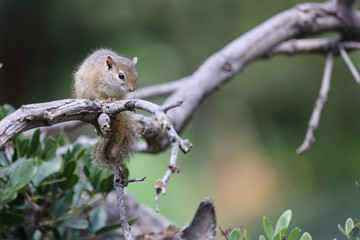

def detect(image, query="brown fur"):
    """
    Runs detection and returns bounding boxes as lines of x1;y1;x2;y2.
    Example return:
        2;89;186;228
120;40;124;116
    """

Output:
93;112;140;168
73;48;139;168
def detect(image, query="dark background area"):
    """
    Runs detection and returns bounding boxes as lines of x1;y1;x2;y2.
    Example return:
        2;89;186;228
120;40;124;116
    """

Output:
1;0;360;239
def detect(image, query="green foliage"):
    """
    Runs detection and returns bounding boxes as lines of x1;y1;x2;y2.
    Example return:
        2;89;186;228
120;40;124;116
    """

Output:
259;209;311;240
222;210;312;240
0;104;15;120
336;218;360;240
229;228;242;240
0;105;134;239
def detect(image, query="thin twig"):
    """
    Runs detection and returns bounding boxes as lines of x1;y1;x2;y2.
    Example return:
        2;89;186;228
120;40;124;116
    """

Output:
155;141;180;212
113;165;134;240
339;45;360;83
297;52;334;155
269;38;360;56
112;164;145;239
160;99;184;113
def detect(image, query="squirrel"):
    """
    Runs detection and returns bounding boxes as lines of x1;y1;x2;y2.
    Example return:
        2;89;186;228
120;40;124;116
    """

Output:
73;48;140;168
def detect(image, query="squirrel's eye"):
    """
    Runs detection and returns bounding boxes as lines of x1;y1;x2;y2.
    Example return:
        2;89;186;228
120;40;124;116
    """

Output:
118;73;125;80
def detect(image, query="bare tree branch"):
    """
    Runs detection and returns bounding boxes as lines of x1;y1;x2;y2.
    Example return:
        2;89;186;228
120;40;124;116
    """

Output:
339;45;360;83
297;52;334;155
0;98;192;215
155;141;180;212
126;0;360;133
2;0;359;156
269;37;360;56
129;37;360;107
1;1;360;237
0;99;190;152
113;165;134;240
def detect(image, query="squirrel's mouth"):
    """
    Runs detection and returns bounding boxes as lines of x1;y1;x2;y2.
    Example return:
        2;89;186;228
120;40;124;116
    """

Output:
123;83;135;92
119;83;128;92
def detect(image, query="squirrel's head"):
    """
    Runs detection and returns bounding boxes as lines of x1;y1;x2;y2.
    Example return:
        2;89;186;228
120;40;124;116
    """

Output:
105;55;138;95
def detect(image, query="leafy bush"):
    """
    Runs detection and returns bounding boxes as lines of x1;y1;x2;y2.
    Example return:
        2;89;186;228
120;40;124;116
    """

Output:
221;209;312;240
0;104;126;239
2;104;360;240
222;209;360;240
337;218;360;240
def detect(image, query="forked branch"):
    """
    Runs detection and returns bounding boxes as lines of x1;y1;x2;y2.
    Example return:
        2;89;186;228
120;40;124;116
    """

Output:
0;98;192;209
297;52;334;155
339;45;360;83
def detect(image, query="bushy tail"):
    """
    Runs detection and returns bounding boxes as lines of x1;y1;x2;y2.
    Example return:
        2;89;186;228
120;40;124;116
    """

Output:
93;112;140;168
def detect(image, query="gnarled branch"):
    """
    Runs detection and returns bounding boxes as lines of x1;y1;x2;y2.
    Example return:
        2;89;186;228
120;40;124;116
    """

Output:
129;0;360;154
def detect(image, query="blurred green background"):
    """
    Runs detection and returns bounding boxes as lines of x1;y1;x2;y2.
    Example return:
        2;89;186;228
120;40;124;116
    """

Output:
1;0;360;239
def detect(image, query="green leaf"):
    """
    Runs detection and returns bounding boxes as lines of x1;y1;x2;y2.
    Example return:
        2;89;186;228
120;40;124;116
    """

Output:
95;218;139;235
32;156;62;186
259;235;266;240
75;148;87;161
338;224;347;237
282;228;288;239
123;165;129;179
229;229;242;240
52;131;67;146
90;169;102;192
263;216;274;240
0;212;25;226
95;223;123;235
288;227;301;240
51;191;74;216
345;218;354;236
27;129;40;158
59;174;79;190
63;160;76;177
299;232;312;240
274;210;292;236
6;158;37;192
0;151;10;166
83;164;90;178
70;181;86;208
38;177;66;187
100;174;114;193
349;222;360;237
0;166;9;178
273;227;288;240
16;138;29;158
61;219;89;230
63;144;83;162
0;191;17;205
89;208;108;233
0;104;15;120
244;229;251;240
128;217;139;225
43;137;57;160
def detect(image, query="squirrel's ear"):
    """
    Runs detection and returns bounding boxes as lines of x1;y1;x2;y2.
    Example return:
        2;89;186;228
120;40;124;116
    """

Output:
132;57;138;65
106;56;114;70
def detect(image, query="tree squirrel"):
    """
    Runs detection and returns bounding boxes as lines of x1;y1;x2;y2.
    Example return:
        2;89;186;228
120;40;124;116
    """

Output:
73;48;139;168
